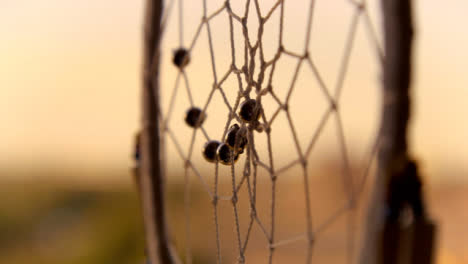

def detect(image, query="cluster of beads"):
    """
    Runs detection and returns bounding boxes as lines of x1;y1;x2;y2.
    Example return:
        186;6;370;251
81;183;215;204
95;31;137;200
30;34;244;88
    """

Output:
175;49;262;166
201;99;261;165
202;123;247;165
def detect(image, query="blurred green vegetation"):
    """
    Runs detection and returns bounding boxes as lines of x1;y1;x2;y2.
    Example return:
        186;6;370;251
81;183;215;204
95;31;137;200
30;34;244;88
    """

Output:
0;177;216;264
3;171;466;264
0;182;146;264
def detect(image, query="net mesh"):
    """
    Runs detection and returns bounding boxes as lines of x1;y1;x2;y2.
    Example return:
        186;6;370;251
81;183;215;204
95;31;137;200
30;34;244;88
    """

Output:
157;0;382;263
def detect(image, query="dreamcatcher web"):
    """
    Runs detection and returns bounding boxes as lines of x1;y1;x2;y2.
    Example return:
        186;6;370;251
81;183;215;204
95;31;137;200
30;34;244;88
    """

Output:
157;0;383;263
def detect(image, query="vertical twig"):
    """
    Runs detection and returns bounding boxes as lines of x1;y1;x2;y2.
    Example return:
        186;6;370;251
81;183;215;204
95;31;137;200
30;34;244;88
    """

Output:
360;0;414;263
140;0;180;263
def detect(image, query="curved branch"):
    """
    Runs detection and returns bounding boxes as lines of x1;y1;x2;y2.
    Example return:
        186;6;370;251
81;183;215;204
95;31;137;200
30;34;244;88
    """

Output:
140;0;181;263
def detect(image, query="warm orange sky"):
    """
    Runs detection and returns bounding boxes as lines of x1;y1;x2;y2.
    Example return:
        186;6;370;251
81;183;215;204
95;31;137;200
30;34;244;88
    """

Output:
0;0;467;184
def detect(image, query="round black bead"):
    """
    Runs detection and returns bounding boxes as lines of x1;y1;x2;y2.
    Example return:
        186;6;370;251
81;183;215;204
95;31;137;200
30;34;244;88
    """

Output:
185;107;206;128
173;48;190;68
225;124;247;153
203;140;221;163
217;143;239;165
239;99;261;123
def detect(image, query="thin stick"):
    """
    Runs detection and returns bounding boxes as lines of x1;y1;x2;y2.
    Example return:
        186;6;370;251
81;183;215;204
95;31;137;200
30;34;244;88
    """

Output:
359;0;414;263
140;0;180;263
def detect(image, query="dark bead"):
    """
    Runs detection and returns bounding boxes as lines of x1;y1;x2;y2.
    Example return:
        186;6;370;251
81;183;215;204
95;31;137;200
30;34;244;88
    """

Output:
173;48;190;68
225;124;247;153
217;143;239;165
239;99;261;123
185;107;206;128
133;133;141;162
203;140;221;163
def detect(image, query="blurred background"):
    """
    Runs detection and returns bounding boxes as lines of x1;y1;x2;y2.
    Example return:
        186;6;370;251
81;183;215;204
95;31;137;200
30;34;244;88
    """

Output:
0;0;467;263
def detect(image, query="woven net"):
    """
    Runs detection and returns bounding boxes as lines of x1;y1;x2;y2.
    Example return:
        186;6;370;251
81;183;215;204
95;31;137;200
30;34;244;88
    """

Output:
157;0;383;263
